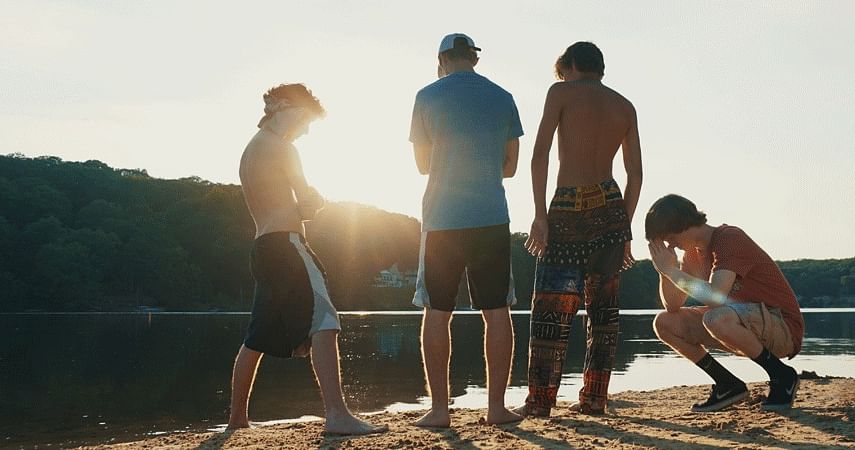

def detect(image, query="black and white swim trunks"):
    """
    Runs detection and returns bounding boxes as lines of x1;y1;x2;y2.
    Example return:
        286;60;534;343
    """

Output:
244;232;340;358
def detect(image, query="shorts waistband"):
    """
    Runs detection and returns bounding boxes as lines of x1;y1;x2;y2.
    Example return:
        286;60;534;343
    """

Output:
551;179;622;211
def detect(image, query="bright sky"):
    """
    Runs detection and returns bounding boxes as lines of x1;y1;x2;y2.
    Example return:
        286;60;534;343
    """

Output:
2;1;854;260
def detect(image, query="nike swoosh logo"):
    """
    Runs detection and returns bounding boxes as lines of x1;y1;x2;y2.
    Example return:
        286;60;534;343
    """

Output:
715;390;734;400
785;384;795;395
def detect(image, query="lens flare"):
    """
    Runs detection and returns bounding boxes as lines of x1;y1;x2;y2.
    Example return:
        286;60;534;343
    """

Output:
676;278;729;306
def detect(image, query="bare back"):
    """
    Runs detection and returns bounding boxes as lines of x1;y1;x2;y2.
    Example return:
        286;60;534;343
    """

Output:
239;129;304;238
552;80;637;186
530;78;642;223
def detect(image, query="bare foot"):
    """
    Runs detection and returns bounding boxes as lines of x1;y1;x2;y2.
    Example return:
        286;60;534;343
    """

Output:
484;407;523;425
511;404;528;416
511;404;550;418
414;408;450;428
324;412;388;436
568;401;605;415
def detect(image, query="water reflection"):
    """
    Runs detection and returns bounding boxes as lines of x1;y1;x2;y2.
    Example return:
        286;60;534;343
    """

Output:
0;312;852;447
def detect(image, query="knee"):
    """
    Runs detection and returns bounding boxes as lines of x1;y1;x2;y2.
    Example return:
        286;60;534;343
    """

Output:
481;306;510;320
702;307;739;335
310;329;338;347
425;308;453;321
652;311;679;339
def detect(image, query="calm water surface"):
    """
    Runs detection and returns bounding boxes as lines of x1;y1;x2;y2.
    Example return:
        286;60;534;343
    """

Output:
1;310;853;448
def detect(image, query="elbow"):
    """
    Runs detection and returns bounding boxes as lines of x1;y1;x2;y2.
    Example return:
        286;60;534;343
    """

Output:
503;164;518;178
530;153;548;171
661;294;685;313
662;301;681;313
530;151;549;164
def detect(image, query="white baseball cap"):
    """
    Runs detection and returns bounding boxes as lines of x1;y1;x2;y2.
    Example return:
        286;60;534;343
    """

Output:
438;33;481;54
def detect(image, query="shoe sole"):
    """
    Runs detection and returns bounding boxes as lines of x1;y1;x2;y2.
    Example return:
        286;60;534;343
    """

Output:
762;377;800;411
691;390;749;413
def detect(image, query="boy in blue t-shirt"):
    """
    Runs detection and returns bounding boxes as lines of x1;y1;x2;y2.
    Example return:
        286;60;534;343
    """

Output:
409;33;524;427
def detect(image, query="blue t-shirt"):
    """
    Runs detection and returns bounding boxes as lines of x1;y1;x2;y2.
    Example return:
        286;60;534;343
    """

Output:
409;71;524;232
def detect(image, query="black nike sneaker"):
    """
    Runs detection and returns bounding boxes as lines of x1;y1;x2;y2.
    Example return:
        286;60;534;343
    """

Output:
691;382;749;413
762;367;800;411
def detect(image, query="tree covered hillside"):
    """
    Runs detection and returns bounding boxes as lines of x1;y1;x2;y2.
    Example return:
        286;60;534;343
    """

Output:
0;155;419;311
0;155;852;312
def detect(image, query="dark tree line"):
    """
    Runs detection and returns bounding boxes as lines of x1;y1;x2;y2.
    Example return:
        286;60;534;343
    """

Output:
0;154;852;312
0;154;422;312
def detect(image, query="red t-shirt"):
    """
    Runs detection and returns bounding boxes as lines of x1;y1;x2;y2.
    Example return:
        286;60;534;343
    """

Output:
683;225;804;356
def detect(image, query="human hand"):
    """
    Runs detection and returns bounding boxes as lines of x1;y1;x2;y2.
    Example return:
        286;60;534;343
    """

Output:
524;217;549;258
622;241;636;271
296;186;325;221
648;239;678;274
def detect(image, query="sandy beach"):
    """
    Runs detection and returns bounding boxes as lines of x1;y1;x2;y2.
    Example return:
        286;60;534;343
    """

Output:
77;375;853;450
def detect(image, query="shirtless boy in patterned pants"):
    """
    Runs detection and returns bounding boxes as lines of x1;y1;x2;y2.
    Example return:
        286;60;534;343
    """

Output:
518;42;643;416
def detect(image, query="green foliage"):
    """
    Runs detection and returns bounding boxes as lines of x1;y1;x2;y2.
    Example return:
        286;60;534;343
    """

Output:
0;156;234;311
306;202;421;310
0;154;852;311
618;260;662;309
779;259;853;297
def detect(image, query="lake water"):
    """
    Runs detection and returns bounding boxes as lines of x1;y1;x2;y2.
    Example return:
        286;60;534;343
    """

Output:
1;310;853;448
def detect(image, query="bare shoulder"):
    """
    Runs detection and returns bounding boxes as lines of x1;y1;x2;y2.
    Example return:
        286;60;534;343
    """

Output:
547;81;575;96
543;82;578;106
241;133;290;178
602;85;636;114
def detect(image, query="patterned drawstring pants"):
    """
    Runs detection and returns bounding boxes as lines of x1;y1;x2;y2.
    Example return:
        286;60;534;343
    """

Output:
523;179;631;415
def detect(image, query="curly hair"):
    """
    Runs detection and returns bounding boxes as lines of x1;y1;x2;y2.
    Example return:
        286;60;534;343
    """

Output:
554;41;605;80
264;83;326;119
645;194;708;241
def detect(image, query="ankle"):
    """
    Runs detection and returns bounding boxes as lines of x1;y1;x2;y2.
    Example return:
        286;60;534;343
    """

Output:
227;416;249;428
719;379;746;390
722;377;746;386
324;406;352;420
429;404;450;414
696;353;742;387
771;365;797;381
488;400;507;412
528;405;551;417
752;347;792;379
